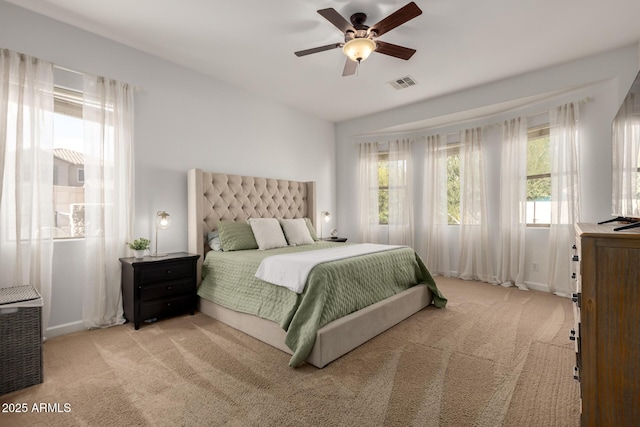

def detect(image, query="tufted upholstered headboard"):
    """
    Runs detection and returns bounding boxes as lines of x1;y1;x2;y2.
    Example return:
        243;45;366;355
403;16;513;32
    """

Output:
187;169;316;283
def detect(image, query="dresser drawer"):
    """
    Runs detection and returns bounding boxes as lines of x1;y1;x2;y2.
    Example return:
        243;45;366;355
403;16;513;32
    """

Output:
138;261;193;284
139;294;195;321
139;279;194;301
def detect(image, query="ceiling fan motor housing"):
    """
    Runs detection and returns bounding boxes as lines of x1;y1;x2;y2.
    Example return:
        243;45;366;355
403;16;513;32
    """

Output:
344;28;371;43
350;12;369;29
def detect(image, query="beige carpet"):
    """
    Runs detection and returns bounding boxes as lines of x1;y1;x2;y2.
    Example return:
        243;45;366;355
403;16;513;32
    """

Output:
1;277;580;426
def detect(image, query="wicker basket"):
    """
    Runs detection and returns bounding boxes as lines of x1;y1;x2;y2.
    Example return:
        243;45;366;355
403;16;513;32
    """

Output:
0;285;43;395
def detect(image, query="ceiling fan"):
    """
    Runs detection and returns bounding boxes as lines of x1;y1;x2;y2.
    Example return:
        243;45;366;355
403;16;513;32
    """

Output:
294;2;422;76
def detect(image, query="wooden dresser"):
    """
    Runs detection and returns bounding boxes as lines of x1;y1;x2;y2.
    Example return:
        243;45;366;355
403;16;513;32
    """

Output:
572;223;640;426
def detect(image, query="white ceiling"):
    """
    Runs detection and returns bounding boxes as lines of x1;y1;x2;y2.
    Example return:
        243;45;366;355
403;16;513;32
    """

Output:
8;0;640;123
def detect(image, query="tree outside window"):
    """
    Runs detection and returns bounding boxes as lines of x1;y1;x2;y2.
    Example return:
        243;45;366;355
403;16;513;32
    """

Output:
447;146;460;225
376;153;409;225
378;154;389;224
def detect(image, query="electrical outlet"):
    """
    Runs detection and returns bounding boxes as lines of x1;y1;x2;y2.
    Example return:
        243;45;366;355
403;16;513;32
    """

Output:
532;262;539;272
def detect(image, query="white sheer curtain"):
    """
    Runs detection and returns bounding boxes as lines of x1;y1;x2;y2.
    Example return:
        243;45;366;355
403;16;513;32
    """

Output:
82;75;134;328
388;139;414;246
358;141;380;243
458;127;494;282
497;117;528;289
422;134;451;275
612;91;640;218
547;102;580;296
0;49;54;331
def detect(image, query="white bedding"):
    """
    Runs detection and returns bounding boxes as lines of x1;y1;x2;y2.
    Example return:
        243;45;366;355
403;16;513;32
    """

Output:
255;243;404;293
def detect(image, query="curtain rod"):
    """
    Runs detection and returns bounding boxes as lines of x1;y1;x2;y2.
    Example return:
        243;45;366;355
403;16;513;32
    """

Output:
483;96;592;131
357;96;593;142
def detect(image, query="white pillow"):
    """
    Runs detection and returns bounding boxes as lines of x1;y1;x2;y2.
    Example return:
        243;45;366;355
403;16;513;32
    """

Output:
207;230;223;251
248;218;288;250
279;218;315;246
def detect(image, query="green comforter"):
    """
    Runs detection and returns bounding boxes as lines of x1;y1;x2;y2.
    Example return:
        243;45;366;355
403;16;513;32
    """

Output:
198;242;446;367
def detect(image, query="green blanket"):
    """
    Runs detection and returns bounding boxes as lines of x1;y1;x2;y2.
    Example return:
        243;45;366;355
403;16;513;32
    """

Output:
199;242;446;367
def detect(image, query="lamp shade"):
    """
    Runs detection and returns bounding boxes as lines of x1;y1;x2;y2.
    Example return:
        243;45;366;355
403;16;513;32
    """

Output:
151;211;171;257
156;211;171;229
343;38;376;63
320;211;331;239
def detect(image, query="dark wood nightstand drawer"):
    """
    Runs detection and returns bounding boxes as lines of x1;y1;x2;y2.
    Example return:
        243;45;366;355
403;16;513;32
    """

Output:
138;261;193;284
139;279;194;302
139;294;194;321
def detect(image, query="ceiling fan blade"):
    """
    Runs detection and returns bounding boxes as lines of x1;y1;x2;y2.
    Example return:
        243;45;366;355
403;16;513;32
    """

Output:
318;8;355;33
375;40;416;60
369;2;422;37
342;58;357;76
295;43;342;57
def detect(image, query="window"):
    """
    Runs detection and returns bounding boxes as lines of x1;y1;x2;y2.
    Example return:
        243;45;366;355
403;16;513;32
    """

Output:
376;151;410;225
446;144;460;225
52;86;85;238
378;153;389;224
526;125;551;225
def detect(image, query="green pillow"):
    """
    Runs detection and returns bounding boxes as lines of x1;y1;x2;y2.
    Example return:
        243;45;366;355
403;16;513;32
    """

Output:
304;217;319;241
218;221;258;251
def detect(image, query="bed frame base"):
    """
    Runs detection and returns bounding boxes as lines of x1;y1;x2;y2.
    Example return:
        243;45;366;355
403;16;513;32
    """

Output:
198;284;432;368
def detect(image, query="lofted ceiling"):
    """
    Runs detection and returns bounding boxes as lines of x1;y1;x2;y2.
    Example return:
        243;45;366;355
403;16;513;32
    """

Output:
7;0;640;123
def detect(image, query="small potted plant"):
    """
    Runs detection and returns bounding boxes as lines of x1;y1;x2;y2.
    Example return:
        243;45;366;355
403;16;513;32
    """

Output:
128;237;150;259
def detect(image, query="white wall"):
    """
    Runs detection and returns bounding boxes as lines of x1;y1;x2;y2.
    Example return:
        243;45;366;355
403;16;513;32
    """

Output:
336;43;640;291
0;1;336;337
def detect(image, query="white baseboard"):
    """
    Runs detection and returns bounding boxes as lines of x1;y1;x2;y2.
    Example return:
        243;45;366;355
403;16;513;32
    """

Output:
524;281;550;293
45;320;85;339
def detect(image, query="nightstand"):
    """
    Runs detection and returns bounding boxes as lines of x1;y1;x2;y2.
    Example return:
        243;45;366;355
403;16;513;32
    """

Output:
321;237;348;242
120;252;200;329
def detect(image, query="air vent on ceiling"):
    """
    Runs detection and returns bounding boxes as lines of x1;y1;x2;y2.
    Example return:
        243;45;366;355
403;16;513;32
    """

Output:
387;76;418;90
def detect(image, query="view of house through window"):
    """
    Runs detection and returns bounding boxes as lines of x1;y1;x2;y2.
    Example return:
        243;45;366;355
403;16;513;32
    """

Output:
526;125;551;225
53;86;85;238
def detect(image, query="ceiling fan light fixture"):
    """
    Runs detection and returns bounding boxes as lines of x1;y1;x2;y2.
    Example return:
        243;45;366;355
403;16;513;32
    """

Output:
342;38;376;62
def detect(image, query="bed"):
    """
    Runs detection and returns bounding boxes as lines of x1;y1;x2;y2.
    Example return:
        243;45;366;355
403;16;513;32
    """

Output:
187;169;445;368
